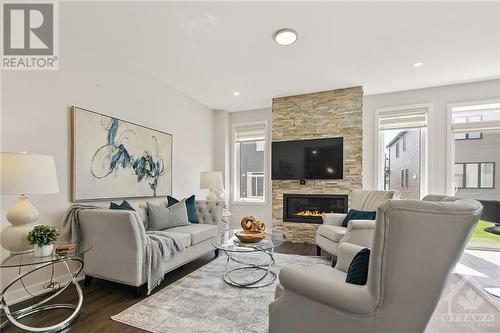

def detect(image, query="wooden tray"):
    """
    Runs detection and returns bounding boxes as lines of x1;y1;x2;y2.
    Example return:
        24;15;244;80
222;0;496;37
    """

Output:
235;230;266;243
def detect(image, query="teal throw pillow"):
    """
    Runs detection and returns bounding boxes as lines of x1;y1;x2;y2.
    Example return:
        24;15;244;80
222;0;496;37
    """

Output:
110;200;135;211
167;195;199;223
342;209;376;228
346;248;370;285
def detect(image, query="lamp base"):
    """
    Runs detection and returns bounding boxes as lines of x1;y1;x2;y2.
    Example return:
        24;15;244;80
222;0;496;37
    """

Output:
0;223;35;254
206;191;218;201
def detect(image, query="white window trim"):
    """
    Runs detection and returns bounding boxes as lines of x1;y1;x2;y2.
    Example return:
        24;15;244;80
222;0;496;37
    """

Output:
374;103;432;199
231;120;269;205
446;98;500;195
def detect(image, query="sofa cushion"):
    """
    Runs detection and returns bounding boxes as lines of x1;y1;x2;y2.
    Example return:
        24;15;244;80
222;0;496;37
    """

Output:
167;195;199;223
166;224;217;245
147;200;190;231
316;225;346;243
110;200;135;211
346;248;370;285
164;232;191;249
341;209;376;228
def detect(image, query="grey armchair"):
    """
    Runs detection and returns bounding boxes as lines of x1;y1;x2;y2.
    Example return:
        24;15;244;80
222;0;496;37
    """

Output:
316;189;399;256
270;195;482;333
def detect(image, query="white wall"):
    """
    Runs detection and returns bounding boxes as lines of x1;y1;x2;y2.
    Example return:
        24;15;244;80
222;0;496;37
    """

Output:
363;79;500;194
229;108;272;229
0;31;215;297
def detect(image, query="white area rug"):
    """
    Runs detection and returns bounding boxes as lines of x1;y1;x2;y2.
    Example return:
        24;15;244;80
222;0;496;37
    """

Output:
112;253;328;333
455;250;500;311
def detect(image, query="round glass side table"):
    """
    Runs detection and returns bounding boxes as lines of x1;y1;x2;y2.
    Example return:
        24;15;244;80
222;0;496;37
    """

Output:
212;231;285;288
0;243;92;332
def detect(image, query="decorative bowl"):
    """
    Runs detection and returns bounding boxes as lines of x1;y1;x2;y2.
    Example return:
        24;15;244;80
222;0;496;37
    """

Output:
235;230;266;243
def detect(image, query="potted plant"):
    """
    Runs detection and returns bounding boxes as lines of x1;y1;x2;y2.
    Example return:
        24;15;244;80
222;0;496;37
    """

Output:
27;225;59;257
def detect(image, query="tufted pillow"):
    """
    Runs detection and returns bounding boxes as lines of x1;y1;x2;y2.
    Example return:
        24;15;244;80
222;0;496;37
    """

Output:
147;200;190;231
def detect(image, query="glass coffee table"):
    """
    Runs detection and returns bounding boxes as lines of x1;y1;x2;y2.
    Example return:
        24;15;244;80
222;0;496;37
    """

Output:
212;231;285;288
0;243;92;332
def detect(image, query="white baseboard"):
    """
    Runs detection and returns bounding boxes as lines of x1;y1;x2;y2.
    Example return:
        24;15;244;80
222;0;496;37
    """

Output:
1;274;84;306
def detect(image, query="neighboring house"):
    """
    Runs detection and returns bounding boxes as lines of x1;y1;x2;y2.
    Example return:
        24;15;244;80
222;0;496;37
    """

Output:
239;141;265;199
385;131;421;200
454;131;500;200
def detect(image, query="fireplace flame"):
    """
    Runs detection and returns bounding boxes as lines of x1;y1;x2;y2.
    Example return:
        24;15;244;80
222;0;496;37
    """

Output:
294;210;325;217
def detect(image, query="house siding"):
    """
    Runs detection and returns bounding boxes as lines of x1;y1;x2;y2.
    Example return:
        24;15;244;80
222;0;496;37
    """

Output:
387;131;421;200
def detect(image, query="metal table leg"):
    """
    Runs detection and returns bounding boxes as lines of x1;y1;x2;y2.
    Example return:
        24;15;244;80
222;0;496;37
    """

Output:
0;258;84;332
222;249;277;288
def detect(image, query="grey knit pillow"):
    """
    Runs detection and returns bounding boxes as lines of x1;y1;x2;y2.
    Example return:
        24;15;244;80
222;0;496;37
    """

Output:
147;199;190;231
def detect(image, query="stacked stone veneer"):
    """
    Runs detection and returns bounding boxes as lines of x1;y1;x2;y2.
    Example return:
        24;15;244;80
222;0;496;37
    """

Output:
272;86;363;243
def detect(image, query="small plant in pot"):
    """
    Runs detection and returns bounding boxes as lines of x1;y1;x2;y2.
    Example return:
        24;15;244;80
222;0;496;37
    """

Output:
27;225;59;257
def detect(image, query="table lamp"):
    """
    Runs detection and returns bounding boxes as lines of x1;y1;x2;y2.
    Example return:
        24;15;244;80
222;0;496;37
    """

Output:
200;171;224;201
0;152;59;253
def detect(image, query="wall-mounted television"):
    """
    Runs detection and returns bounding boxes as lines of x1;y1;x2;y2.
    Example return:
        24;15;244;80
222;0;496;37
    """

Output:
272;137;343;180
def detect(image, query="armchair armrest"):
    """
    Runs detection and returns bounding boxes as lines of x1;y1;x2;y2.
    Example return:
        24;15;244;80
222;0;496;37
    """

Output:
322;213;347;226
348;219;376;230
279;264;377;314
334;242;365;273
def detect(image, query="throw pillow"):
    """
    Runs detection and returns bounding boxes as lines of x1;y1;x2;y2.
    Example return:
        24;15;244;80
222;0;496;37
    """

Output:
346;248;371;285
167;195;199;223
147;200;190;231
342;209;376;228
110;200;135;211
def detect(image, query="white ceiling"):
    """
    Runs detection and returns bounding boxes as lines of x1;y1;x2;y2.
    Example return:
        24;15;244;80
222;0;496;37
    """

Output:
64;1;500;111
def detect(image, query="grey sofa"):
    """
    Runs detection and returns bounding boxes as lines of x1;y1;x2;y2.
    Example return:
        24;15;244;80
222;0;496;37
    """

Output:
270;195;482;333
79;200;222;294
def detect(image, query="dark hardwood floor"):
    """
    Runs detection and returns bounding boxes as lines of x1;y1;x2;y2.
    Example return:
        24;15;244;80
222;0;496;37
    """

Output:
1;242;317;333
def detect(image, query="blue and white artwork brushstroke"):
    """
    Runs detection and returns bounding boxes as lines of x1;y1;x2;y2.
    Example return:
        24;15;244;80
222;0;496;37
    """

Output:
73;107;172;201
90;118;166;195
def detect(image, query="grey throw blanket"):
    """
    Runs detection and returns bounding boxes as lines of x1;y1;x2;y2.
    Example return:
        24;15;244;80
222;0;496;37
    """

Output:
60;204;101;243
60;204;185;295
145;230;185;295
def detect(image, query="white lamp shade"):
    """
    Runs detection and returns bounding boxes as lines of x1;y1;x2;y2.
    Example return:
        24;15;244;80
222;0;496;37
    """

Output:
200;171;223;190
1;153;59;194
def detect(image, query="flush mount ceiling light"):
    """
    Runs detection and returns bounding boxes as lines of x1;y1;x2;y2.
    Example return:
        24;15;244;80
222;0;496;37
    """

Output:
273;28;298;46
413;62;424;68
233;91;240;96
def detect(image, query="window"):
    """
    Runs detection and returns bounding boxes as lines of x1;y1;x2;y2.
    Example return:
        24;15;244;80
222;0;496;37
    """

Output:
377;105;428;200
233;122;267;203
405;168;409;188
453;115;483;140
455;162;495;189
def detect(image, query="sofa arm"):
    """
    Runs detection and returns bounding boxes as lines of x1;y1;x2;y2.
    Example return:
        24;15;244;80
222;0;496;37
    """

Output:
279;264;377;314
338;219;376;249
196;200;223;225
78;209;148;286
348;219;376;230
334;242;365;273
322;213;347;226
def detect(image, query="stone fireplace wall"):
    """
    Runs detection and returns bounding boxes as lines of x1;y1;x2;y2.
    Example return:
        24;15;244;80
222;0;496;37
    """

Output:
272;86;363;243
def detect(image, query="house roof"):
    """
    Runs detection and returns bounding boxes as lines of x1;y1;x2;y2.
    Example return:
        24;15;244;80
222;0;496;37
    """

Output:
386;131;407;148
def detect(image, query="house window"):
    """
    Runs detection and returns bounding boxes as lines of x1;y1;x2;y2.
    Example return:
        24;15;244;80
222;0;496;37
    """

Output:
455;162;495;189
377;105;428;200
453;115;483;140
233;122;267;203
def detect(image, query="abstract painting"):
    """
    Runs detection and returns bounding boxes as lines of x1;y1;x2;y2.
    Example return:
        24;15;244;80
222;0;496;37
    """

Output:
72;107;172;201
